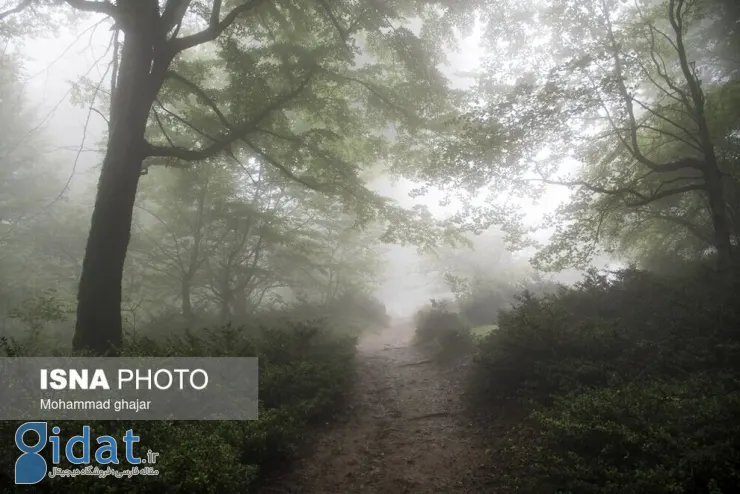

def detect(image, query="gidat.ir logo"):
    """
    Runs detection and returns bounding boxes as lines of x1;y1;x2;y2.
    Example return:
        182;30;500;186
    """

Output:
14;422;154;484
15;422;48;484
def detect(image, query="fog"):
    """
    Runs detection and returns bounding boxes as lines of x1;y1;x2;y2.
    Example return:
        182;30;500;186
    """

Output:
13;18;610;322
2;1;735;491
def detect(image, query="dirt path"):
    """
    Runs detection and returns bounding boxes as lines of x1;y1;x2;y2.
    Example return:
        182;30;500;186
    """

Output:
260;325;495;493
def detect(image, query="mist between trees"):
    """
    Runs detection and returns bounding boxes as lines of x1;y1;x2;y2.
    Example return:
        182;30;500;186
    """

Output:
0;0;739;492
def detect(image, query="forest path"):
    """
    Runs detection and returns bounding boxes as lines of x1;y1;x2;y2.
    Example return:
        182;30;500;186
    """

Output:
260;324;495;493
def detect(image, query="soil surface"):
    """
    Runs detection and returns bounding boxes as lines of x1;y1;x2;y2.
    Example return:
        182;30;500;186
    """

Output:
260;324;498;493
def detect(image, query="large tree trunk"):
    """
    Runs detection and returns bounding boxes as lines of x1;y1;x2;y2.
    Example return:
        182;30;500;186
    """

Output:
73;25;157;355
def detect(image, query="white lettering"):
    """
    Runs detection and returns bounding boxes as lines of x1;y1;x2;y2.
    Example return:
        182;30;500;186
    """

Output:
154;370;172;390
39;369;109;390
190;369;208;390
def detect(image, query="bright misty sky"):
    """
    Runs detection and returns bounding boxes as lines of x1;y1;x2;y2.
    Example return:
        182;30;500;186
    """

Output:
16;16;583;316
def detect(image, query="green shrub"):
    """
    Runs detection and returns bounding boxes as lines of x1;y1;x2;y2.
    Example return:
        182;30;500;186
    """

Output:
414;299;473;353
501;375;740;494
470;324;498;341
475;268;740;402
471;266;740;492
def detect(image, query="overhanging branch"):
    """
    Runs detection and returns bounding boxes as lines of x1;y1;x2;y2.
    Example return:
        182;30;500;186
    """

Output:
624;183;704;206
241;136;322;191
64;0;118;18
330;71;417;122
169;0;264;54
645;156;705;173
652;212;714;244
165;70;232;128
145;67;316;161
530;174;705;207
317;0;351;53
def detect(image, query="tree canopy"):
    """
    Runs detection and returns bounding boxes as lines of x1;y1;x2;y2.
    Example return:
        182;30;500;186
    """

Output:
0;0;737;354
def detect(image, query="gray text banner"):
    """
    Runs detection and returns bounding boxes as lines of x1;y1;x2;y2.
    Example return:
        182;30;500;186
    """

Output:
0;357;258;420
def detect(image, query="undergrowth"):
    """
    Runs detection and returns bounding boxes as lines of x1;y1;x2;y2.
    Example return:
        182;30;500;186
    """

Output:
469;266;740;493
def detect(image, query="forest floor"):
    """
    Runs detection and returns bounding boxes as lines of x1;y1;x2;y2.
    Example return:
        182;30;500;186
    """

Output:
259;324;502;494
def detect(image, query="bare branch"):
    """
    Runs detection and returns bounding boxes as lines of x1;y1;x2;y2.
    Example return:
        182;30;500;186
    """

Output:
583;75;704;173
644;22;693;111
64;0;118;18
668;0;709;142
601;0;703;174
169;0;264;54
90;107;109;127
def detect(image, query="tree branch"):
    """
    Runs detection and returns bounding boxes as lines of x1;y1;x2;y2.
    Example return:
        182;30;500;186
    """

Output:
169;0;264;54
153;98;221;143
644;22;693;112
90;107;109;127
630;97;701;150
652;211;713;244
330;70;417;122
668;0;711;150
165;70;232;128
637;123;702;153
64;0;118;18
316;0;352;54
145;68;316;161
532;174;705;207
241;136;321;191
160;0;193;35
151;107;176;148
599;0;704;176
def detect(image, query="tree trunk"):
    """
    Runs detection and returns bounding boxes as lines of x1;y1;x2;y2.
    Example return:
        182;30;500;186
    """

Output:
219;295;232;324
704;157;734;272
181;279;193;321
181;182;208;322
232;285;249;322
73;25;157;355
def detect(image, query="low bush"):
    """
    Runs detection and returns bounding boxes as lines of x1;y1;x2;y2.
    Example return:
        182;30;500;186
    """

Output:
471;266;740;493
0;318;357;493
470;324;498;341
413;299;473;354
502;375;740;494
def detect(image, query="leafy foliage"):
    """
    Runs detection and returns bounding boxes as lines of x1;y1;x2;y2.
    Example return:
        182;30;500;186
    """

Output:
471;266;740;492
413;298;473;353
